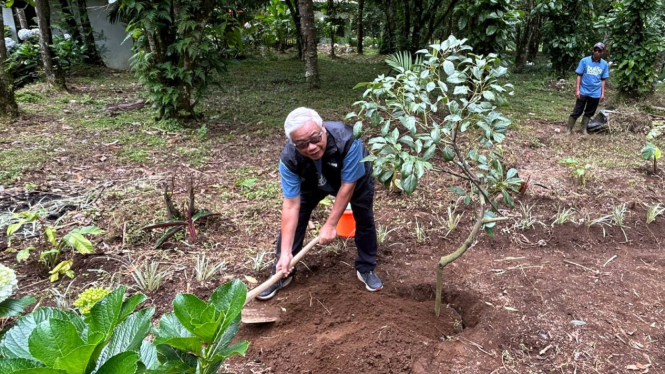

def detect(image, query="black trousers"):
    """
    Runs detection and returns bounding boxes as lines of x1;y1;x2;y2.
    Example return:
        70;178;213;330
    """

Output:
571;95;600;119
273;179;378;273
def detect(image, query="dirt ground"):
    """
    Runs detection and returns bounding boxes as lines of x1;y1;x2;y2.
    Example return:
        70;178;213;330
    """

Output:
2;76;665;374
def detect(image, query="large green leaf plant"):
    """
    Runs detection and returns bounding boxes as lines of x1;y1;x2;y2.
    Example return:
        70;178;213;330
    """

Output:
348;35;520;317
0;280;249;374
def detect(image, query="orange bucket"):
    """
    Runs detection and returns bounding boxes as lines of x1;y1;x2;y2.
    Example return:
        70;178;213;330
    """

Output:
336;205;356;238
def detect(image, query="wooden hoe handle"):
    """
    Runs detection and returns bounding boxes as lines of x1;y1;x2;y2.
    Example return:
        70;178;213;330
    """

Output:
245;237;320;304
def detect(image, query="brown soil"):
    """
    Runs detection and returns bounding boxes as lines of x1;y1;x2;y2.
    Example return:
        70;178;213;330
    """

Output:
2;78;665;374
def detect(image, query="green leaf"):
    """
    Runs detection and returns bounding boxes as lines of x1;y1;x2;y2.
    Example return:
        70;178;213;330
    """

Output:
423;145;436;161
96;308;155;369
173;294;221;343
16;248;34;262
402;174;418;194
353;121;363;138
7;220;26;237
209;280;247;331
443;60;455;76
442;147;455;162
28;318;85;367
88;287;125;341
0;358;44;372
0;297;36;318
209;340;249;362
118;294;148;323
73;226;104;235
154;313;202;354
0;308;75;360
44;228;57;247
95;351;140;374
63;232;94;254
426;82;436;92
139;340;159;370
52;344;97;374
482;91;496;101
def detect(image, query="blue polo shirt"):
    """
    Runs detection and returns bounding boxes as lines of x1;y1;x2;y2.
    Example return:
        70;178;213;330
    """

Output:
575;56;609;98
279;139;366;198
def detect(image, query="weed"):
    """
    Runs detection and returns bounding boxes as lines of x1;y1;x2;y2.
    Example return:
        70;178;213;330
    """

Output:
646;203;665;224
585;211;613;237
611;204;630;241
248;251;272;271
377;223;398;244
194;254;226;282
437;205;463;237
559;158;591;186
50;280;76;310
130;261;171;292
414;219;427;243
551;206;576;225
513;202;542;230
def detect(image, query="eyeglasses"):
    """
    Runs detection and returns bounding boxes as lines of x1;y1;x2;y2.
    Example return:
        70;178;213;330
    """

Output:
293;129;324;150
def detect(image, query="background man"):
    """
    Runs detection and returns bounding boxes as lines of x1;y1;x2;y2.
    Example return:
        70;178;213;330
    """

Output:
567;42;610;135
257;107;382;300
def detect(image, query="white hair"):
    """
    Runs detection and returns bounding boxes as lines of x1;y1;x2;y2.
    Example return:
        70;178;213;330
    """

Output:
284;107;322;141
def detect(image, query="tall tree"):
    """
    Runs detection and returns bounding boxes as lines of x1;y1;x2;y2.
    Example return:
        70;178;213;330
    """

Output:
34;0;66;89
327;0;335;57
601;0;665;97
379;0;395;53
298;0;319;88
356;0;364;54
56;0;83;45
76;0;104;66
14;6;29;29
0;9;19;118
284;0;303;59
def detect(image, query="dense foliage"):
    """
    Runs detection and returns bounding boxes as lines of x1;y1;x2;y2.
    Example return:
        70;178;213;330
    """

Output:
537;0;599;78
454;0;522;56
0;281;249;374
600;0;665;97
121;0;243;122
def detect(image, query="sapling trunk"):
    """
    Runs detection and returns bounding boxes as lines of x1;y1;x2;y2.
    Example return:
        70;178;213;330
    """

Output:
435;199;485;317
654;157;658;174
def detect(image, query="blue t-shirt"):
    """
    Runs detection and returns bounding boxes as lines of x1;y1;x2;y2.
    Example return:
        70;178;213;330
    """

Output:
280;139;366;199
575;56;609;98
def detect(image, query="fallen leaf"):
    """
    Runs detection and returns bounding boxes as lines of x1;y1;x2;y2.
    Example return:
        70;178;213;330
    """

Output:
280;307;286;312
244;275;257;284
62;125;72;130
76;174;83;182
504;306;519;312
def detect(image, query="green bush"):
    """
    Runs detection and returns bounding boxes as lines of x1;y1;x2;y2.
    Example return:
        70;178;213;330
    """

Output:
0;280;249;374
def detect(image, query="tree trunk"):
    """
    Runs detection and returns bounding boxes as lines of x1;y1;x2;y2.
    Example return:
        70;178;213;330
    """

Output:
379;0;396;54
34;0;66;90
356;0;364;54
327;0;335;57
285;0;303;59
652;51;665;92
526;16;541;62
0;13;19;118
76;0;105;66
298;0;319;89
15;6;29;29
57;0;83;45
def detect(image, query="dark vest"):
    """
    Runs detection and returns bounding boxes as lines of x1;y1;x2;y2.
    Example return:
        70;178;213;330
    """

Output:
280;121;371;194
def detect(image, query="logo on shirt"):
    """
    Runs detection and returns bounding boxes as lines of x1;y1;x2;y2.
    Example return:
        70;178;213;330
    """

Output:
328;162;338;168
317;173;328;187
586;66;603;76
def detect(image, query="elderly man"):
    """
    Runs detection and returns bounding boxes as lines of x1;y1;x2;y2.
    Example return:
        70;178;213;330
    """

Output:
257;107;382;300
567;42;610;135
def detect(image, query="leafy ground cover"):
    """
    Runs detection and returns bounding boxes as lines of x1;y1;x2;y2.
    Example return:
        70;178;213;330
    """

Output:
1;53;665;373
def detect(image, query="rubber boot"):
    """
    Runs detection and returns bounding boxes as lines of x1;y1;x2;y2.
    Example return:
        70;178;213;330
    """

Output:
566;116;576;135
581;116;590;136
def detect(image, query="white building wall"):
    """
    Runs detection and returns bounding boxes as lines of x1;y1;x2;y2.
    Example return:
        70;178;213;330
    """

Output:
2;6;17;40
85;0;132;70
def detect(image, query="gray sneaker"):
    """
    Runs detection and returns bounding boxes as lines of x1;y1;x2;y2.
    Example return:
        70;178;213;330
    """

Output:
256;275;293;300
357;270;383;292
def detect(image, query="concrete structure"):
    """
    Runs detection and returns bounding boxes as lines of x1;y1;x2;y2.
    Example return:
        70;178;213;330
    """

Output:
85;0;132;69
2;6;17;40
5;1;132;69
